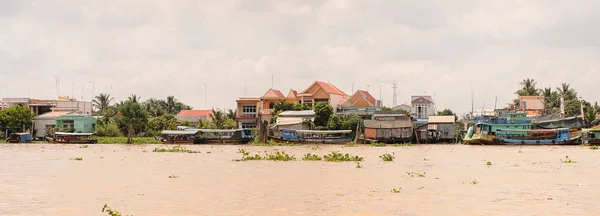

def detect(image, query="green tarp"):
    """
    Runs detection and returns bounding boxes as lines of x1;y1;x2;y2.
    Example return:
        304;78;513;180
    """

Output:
528;114;585;129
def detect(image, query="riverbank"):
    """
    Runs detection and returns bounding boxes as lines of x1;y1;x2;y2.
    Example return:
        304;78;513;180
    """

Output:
2;144;600;215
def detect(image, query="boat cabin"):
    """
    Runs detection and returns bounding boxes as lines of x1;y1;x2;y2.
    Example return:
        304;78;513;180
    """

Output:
53;132;98;144
160;130;198;144
277;129;353;144
496;128;570;144
194;129;253;144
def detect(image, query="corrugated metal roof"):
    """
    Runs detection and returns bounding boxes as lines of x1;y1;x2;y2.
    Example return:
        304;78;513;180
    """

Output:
428;115;456;123
278;110;315;117
34;111;75;120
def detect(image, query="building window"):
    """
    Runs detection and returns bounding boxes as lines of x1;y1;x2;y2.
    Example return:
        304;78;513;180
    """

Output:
242;106;257;117
269;103;275;109
241;122;257;129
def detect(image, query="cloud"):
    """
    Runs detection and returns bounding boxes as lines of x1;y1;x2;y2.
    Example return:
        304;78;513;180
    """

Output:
1;0;599;114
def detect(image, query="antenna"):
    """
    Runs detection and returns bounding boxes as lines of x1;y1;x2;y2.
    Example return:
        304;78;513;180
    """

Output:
72;82;75;99
471;84;474;116
204;83;207;109
392;83;398;107
366;85;370;92
433;89;437;113
271;74;274;88
244;86;247;97
81;87;84;100
494;96;498;111
352;81;354;93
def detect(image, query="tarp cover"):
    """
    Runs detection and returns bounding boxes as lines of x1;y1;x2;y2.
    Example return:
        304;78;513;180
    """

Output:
528;114;585;129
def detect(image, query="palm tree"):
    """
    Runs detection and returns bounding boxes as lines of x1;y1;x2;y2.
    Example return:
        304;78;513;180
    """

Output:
555;83;577;101
209;108;225;129
128;94;141;103
542;87;559;111
165;96;178;114
143;98;166;117
515;78;541;96
226;109;237;120
92;93;114;115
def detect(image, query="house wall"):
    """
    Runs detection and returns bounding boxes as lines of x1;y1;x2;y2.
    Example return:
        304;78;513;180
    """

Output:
55;101;92;115
434;123;456;140
411;101;435;119
329;94;345;113
34;119;56;138
176;116;207;123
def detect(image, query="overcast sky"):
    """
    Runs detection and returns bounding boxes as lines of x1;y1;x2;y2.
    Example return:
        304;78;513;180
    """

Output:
1;0;599;114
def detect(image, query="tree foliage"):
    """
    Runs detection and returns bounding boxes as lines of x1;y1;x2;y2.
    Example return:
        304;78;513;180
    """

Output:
436;109;455;116
148;114;178;133
224;119;237;129
117;101;148;143
515;78;541;96
313;102;333;127
93;93;114;115
0;105;34;134
95;121;122;137
210;108;226;129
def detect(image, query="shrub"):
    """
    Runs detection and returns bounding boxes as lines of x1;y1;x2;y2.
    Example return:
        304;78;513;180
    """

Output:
95;122;122;137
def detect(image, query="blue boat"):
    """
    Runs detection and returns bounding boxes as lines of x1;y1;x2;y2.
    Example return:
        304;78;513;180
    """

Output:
6;133;33;143
495;128;576;144
271;129;353;144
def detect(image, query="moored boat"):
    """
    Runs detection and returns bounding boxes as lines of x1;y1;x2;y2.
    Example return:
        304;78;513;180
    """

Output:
53;132;98;144
270;129;353;144
194;129;253;144
160;130;197;144
495;128;577;145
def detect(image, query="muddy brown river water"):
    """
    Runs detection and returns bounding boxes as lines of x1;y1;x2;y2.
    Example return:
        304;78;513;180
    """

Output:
1;144;600;216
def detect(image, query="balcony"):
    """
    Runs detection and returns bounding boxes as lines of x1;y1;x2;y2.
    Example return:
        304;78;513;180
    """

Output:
237;113;257;119
260;109;274;115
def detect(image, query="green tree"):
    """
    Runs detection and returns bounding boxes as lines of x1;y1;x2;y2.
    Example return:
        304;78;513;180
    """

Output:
224;119;237;129
347;114;364;132
148;114;178;134
327;115;342;130
209;108;226;129
95;121;122;137
556;83;577;101
226;109;237;120
117;101;149;143
0;105;34;134
128;94;141;103
380;106;392;111
436;109;455;116
313;102;333;127
515;78;541;96
93;93;114;115
143;98;167;117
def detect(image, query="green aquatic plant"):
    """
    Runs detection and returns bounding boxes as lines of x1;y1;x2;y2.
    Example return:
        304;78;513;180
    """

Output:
69;157;83;161
79;145;88;148
309;145;322;150
406;171;426;178
168;174;179;179
560;156;576;163
391;188;402;193
102;204;130;216
323;151;363;162
380;153;395;162
234;149;263;161
590;146;599;150
423;158;429;161
302;153;322;161
264;150;296;161
370;142;386;147
470;179;479;185
141;150;148;153
355;162;363;168
152;145;201;153
486;161;492;166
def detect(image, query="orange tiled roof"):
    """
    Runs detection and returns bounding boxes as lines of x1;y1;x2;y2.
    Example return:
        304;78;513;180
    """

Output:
177;110;212;117
300;81;347;96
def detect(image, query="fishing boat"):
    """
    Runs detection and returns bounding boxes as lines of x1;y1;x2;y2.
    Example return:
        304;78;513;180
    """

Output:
6;133;33;143
52;132;98;144
270;129;353;144
160;130;197;144
582;127;600;145
495;128;577;144
463;111;533;145
194;129;253;144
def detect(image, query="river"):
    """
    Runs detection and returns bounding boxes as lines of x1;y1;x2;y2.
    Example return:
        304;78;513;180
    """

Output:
1;144;600;216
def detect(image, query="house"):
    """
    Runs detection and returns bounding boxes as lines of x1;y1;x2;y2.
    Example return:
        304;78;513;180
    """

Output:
338;90;381;119
236;97;261;129
56;113;97;133
363;111;412;143
411;95;435;128
176;110;212;123
271;110;315;137
518;96;545;117
417;115;456;143
0;98;55;116
392;104;412;113
259;89;287;123
33;111;75;138
298;81;348;111
54;97;93;115
285;89;299;104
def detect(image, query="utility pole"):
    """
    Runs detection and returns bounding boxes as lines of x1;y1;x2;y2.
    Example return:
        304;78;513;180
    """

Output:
72;82;75;99
379;85;383;107
204;83;207;109
81;87;84;100
392;83;398;107
352;81;354;93
271;74;274;88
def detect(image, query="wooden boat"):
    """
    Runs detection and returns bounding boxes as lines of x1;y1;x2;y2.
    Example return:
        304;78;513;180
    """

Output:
270;129;353;144
6;133;33;143
53;132;98;144
194;129;253;144
495;128;577;144
582;128;600;145
160;130;197;144
463;112;534;145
